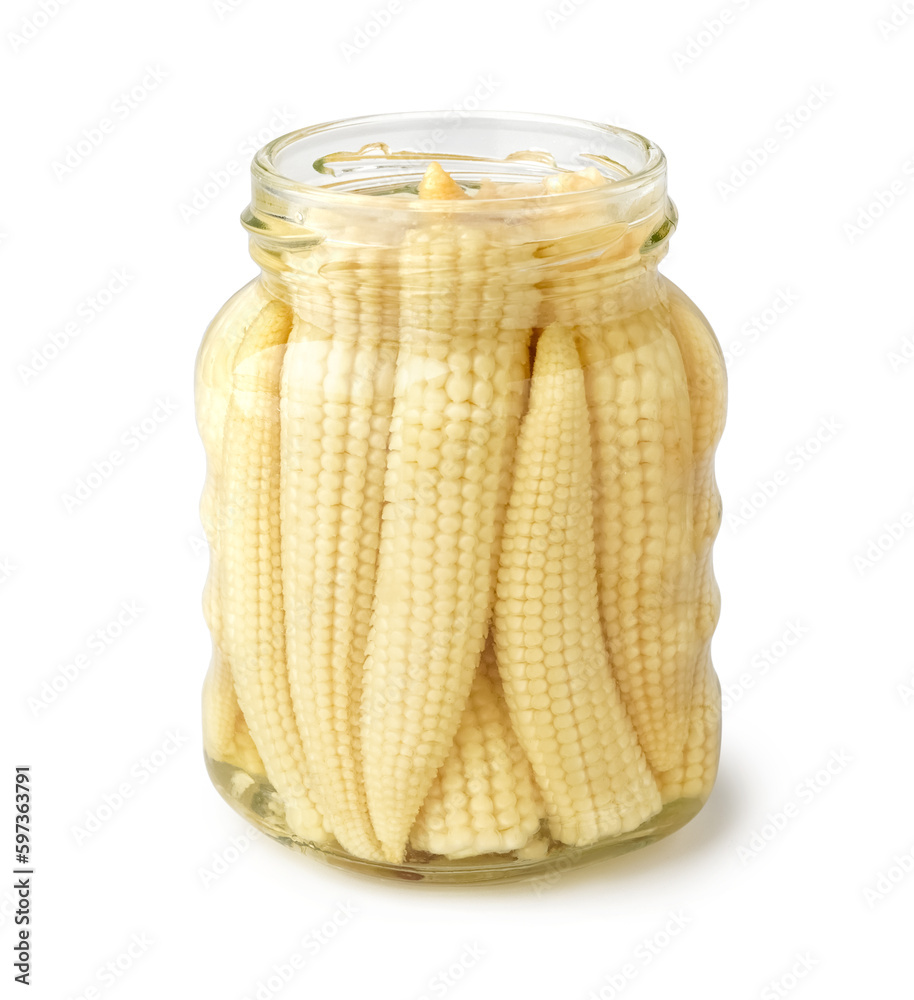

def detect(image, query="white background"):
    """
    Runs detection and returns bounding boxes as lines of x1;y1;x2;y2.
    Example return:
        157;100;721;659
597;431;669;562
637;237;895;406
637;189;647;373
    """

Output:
3;0;914;996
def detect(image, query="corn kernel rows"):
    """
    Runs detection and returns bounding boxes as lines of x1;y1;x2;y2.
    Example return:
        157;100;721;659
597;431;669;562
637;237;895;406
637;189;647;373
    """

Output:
281;238;396;861
578;307;696;774
361;222;539;862
412;643;545;858
655;278;727;797
199;166;723;863
218;298;329;844
196;279;271;776
494;324;661;844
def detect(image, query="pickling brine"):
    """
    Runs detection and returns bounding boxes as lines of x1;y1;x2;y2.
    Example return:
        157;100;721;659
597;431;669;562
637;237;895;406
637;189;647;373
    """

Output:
196;112;726;884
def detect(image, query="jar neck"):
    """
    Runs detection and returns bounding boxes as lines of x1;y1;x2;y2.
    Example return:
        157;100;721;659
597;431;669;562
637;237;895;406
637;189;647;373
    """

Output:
243;113;675;313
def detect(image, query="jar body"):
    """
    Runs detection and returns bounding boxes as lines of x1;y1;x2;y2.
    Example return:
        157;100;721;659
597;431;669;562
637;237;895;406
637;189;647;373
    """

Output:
196;116;726;883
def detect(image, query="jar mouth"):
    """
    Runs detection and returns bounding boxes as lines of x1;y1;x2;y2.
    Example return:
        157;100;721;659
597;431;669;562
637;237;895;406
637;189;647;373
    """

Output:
247;110;665;217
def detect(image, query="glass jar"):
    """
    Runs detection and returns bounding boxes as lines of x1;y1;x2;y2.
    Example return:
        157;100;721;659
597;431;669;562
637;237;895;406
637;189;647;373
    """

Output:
195;112;726;884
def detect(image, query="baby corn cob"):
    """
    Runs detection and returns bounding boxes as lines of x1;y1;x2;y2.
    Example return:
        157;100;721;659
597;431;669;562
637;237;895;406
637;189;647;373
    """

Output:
220;299;328;844
652;280;726;802
411;643;544;859
494;324;661;846
202;648;265;776
577;302;695;773
196;280;271;773
361;186;539;862
196;279;274;541
662;278;727;657
656;652;721;803
281;242;397;861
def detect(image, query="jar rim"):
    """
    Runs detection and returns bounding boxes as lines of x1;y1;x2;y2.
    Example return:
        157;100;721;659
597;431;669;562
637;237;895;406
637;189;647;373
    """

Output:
247;110;666;217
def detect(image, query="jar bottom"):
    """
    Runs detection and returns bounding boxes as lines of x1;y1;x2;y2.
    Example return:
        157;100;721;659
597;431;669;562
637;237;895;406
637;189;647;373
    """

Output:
205;754;712;886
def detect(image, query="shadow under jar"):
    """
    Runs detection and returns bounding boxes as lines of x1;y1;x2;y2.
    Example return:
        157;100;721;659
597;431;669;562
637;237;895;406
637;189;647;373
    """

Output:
195;111;727;884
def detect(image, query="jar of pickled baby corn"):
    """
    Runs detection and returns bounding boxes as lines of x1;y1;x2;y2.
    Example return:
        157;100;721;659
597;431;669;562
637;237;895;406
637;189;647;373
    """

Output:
196;112;726;884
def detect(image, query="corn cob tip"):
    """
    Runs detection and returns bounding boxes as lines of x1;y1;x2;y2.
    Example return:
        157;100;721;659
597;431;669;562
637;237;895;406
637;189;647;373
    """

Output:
533;324;580;374
418;161;468;200
495;315;661;846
